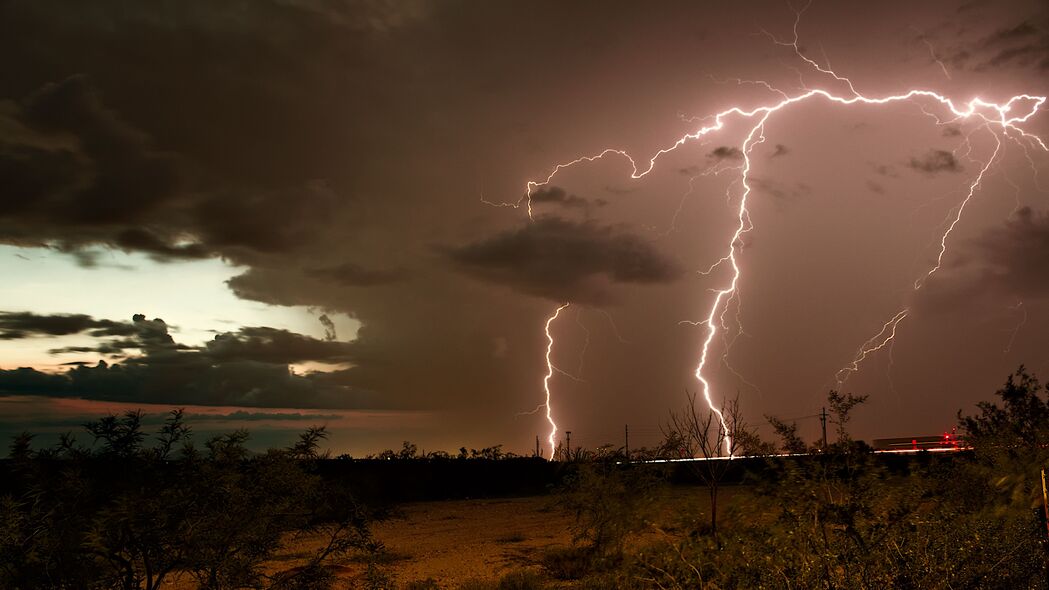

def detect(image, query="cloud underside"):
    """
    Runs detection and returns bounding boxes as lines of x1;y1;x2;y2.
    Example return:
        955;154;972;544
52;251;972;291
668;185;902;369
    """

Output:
446;217;682;305
0;75;347;265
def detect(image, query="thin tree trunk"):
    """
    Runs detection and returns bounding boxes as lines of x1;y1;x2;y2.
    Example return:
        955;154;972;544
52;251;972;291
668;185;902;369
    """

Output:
710;483;718;541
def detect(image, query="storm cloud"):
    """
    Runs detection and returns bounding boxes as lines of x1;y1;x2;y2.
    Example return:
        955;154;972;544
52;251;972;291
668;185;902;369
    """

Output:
528;186;603;210
0;312;129;340
0;0;1047;454
447;216;682;305
308;262;405;287
917;207;1049;313
907;149;963;174
709;146;745;161
0;312;372;408
0;74;348;264
974;207;1049;295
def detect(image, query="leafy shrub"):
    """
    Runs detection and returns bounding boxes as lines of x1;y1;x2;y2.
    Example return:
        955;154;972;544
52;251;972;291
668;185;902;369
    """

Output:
557;462;661;559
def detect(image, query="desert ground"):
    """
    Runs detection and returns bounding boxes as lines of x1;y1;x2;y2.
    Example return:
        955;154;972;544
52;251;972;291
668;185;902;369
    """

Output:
163;485;724;589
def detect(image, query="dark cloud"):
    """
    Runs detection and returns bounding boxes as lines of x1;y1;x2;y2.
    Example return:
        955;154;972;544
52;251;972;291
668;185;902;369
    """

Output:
770;144;790;158
186;410;343;422
307;262;405;287
446;217;682;305
190;182;339;255
113;228;210;261
0;360;373;409
529;186;601;209
0;312;374;409
0;312;127;340
973;207;1049;295
944;15;1049;71
0;75;349;264
5;75;186;226
0;408;342;430
318;314;337;341
205;326;355;365
708;146;744;161
942;125;963;137
0;0;1046;451
982;19;1049;70
46;314;189;356
918;207;1049;311
907;149;963;174
987;21;1039;42
872;163;899;178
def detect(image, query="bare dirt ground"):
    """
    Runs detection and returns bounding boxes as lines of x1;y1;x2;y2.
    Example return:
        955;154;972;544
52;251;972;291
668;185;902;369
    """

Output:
355;496;576;585
164;486;727;589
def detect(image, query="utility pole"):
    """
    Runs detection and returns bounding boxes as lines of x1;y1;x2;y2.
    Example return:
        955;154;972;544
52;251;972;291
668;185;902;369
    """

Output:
820;407;828;453
565;431;572;457
624;424;630;461
535;435;541;459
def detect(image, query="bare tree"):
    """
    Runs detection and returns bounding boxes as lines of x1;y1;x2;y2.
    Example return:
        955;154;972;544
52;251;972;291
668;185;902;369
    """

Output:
664;391;758;540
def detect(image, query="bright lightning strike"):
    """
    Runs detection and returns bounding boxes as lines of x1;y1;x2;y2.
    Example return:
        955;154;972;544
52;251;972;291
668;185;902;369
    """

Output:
542;303;570;457
497;10;1047;459
916;132;1002;290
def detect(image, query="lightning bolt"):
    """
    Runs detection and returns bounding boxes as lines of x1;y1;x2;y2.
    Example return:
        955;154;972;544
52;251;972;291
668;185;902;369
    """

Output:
837;129;1004;387
494;10;1047;458
911;27;952;81
574;308;591;376
542;303;570;457
1004;300;1027;354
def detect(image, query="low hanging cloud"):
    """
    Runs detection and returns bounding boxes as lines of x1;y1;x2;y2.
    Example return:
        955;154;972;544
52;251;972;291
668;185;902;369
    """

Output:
907;149;963;174
0;312;376;409
205;326;356;364
446;216;682;305
0;312;130;340
113;228;211;260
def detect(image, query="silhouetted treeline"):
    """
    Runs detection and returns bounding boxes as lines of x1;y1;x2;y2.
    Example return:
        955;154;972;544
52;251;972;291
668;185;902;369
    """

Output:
0;413;387;590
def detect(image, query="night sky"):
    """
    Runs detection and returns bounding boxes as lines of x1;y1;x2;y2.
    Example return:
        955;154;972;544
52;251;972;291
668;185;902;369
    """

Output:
1;0;1048;456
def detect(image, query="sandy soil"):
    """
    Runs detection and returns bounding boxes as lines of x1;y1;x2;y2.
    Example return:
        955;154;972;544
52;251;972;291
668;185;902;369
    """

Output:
163;486;721;588
361;496;575;586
